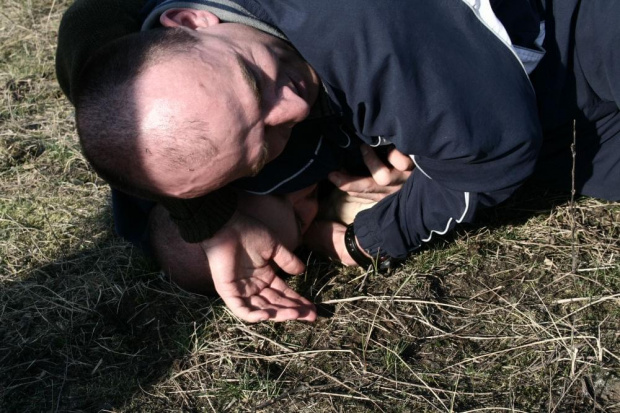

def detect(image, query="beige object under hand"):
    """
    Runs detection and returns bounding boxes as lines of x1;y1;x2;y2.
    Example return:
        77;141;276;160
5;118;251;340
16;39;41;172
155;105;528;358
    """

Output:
320;188;377;225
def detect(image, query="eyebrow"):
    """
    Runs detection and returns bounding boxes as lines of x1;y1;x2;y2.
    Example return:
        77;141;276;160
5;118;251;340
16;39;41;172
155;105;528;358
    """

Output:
235;56;262;109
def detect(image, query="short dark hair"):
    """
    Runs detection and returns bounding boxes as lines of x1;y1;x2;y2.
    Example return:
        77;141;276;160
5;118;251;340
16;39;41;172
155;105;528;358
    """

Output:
74;28;200;199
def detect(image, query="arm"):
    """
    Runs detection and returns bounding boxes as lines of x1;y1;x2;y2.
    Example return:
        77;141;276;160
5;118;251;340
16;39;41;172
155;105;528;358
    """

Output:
313;159;531;264
259;0;543;262
355;168;479;259
151;195;317;323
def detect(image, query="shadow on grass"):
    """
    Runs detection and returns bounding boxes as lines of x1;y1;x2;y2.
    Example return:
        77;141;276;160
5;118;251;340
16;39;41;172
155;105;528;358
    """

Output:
473;180;572;229
0;204;351;411
0;210;225;412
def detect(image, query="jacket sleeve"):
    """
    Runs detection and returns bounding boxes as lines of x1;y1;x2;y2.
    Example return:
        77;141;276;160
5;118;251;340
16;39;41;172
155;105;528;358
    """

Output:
354;168;510;259
355;109;541;260
352;78;542;260
251;0;544;257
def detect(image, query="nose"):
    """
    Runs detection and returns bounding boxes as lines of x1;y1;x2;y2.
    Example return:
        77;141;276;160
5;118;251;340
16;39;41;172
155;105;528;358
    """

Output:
264;85;311;127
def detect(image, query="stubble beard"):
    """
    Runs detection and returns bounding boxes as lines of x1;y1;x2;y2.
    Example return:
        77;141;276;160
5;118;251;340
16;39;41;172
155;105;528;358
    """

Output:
250;142;270;177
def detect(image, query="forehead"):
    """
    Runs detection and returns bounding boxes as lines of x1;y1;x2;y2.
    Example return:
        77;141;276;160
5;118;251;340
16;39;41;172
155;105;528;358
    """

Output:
137;54;257;127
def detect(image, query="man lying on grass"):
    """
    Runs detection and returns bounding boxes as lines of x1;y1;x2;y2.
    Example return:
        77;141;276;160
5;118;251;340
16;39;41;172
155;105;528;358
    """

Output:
57;0;620;323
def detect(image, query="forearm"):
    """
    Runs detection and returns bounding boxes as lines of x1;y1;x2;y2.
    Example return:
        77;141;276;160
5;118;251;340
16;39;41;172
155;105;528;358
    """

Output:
353;168;514;259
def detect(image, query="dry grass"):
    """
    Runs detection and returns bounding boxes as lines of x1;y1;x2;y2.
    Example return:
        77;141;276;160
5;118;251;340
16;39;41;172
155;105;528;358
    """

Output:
1;1;619;412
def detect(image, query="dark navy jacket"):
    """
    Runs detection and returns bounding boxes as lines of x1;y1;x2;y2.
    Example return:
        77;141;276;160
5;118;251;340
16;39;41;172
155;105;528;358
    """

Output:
145;0;544;258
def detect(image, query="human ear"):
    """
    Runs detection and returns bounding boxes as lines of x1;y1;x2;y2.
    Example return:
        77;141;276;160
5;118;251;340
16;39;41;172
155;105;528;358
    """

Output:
160;9;220;29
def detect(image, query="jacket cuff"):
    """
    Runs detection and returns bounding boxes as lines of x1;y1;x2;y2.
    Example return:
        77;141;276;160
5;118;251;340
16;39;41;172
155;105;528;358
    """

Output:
352;211;385;259
158;187;237;243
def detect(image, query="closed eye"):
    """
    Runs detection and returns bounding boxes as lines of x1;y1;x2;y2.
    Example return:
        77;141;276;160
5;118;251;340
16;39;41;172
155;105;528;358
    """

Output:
236;56;263;110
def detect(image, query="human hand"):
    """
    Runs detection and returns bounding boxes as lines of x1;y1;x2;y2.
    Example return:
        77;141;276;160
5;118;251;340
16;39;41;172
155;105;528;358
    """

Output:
201;212;317;323
328;144;414;202
303;220;358;266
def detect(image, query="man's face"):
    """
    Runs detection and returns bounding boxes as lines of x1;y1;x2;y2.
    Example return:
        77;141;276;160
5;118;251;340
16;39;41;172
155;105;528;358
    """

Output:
136;22;320;198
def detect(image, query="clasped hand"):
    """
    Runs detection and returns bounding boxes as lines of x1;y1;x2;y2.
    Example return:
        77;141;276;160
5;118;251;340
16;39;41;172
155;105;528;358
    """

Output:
305;144;414;264
328;144;413;202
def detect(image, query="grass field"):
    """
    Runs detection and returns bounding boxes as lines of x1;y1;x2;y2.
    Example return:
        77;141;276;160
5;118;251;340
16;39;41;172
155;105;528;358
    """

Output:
1;1;619;411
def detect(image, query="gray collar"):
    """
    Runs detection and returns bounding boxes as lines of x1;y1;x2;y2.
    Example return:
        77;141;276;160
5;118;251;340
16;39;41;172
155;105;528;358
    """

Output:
142;0;287;41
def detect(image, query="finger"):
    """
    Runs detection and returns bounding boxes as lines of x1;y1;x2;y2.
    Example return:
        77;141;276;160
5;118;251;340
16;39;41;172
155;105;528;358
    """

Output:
225;294;305;323
255;294;313;322
329;173;390;194
258;287;304;307
267;278;315;306
248;294;302;321
361;145;392;186
221;295;272;323
294;307;318;322
344;195;377;204
387;148;414;171
347;192;386;202
335;170;410;195
264;280;317;322
271;243;305;275
263;305;316;322
249;292;312;322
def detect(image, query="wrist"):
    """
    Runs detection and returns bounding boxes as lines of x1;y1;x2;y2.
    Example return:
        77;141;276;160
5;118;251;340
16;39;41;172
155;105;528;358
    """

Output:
343;223;404;273
344;223;374;268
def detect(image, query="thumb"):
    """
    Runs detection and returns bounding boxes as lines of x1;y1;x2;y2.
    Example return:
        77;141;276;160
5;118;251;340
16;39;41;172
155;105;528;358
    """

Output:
272;242;306;275
387;148;415;171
